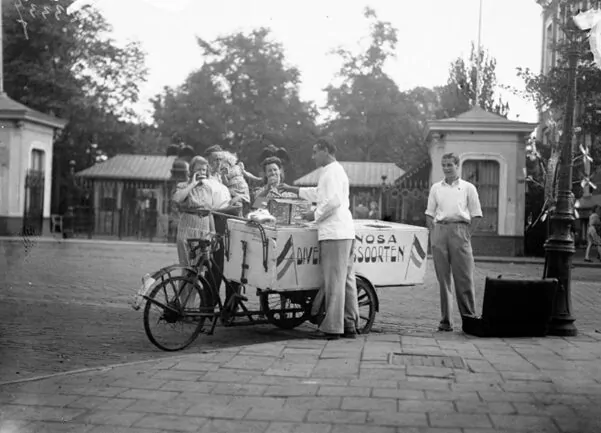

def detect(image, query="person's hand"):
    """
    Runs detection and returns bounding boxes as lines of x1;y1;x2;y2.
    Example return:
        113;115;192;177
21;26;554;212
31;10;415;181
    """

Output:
229;195;244;206
279;183;293;193
196;208;211;217
302;211;315;222
184;206;210;216
190;172;204;187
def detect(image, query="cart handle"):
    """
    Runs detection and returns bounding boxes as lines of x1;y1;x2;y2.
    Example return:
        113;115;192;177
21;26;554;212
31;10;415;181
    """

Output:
180;207;270;273
210;210;269;273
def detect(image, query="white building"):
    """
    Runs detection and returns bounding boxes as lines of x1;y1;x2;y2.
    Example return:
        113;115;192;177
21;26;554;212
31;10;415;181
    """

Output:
0;94;67;236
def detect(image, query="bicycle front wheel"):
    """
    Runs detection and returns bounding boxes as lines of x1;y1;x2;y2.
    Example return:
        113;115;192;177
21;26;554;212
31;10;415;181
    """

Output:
143;275;212;351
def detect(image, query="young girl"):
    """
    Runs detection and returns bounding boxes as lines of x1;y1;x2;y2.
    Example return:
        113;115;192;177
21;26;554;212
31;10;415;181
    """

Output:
212;150;251;214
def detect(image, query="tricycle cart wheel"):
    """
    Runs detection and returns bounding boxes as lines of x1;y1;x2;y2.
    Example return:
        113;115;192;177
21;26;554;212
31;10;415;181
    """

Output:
260;290;314;330
357;277;377;334
143;275;213;351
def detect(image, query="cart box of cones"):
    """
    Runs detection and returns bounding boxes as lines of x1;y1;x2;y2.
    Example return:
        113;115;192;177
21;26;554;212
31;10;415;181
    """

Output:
223;219;429;291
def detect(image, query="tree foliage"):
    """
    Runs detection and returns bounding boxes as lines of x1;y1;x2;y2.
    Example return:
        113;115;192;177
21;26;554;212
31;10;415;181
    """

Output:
322;7;509;171
3;0;153;211
438;42;509;119
322;7;427;168
515;1;601;201
151;28;318;178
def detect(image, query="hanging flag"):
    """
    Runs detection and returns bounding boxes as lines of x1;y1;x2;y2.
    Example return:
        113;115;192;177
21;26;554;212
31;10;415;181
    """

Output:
404;234;426;280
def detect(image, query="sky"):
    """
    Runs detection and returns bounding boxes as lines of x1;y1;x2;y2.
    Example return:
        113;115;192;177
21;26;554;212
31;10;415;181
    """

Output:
82;0;544;124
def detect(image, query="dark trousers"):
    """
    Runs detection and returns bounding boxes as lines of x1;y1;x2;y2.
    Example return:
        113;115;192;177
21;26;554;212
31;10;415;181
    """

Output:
211;213;241;299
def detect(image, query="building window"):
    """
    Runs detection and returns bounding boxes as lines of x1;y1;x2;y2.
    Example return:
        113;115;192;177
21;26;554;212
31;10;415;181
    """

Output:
31;149;45;171
544;21;554;73
462;160;499;233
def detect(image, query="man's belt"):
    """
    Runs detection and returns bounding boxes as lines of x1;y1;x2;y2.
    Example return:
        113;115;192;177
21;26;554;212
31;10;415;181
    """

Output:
436;220;469;225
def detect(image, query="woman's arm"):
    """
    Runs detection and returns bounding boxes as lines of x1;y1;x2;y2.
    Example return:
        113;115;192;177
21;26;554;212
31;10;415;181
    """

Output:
172;180;199;203
243;170;262;183
239;162;263;182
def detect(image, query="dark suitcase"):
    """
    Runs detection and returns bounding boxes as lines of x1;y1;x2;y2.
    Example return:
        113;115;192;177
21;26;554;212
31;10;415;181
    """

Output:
462;277;558;338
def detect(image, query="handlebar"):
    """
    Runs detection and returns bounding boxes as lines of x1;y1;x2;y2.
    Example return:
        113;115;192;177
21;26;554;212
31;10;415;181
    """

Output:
180;206;270;273
179;206;252;223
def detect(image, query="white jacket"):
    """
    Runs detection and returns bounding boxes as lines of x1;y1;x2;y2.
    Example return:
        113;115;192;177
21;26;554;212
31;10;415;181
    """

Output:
299;161;355;241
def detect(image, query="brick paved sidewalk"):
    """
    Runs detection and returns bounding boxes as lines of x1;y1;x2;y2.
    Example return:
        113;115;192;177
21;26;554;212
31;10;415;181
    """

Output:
2;332;601;433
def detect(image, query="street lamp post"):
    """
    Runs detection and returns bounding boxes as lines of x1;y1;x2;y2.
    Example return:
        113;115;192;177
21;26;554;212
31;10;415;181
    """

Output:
542;8;581;337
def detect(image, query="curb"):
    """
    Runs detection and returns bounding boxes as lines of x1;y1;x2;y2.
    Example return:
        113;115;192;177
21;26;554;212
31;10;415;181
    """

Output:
437;255;601;268
0;236;176;248
0;351;219;387
2;237;598;267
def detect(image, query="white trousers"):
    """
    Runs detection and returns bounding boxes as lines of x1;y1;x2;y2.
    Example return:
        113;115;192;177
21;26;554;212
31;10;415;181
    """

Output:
318;239;360;334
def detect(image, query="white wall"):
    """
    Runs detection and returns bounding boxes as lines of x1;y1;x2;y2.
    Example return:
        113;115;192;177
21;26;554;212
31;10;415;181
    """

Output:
0;120;15;215
1;121;56;219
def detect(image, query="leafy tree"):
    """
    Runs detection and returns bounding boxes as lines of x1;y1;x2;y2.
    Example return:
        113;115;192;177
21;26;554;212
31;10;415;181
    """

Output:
516;50;601;188
322;7;427;168
513;1;601;222
402;86;444;131
3;0;150;212
438;42;509;119
151;28;318;179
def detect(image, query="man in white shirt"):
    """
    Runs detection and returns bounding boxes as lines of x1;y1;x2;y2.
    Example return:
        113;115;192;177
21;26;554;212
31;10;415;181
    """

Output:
280;138;359;340
425;153;482;332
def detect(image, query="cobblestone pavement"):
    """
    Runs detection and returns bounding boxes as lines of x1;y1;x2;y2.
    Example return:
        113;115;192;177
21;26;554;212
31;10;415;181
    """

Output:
1;239;600;384
1;333;600;433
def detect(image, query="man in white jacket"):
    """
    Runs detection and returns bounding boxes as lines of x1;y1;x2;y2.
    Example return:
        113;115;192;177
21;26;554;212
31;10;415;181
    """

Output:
280;138;359;340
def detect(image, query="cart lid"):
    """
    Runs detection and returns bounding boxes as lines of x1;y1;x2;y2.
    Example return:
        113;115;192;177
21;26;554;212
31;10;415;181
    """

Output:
353;219;428;232
228;218;427;233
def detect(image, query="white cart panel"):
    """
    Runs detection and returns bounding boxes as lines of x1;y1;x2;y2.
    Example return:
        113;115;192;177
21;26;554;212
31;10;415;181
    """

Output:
224;219;428;291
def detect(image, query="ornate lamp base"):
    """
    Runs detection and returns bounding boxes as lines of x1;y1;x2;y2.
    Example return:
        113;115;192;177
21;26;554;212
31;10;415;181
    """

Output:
543;191;578;337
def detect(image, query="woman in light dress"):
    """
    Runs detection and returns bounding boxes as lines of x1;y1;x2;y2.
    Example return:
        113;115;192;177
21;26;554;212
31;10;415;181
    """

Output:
172;156;230;267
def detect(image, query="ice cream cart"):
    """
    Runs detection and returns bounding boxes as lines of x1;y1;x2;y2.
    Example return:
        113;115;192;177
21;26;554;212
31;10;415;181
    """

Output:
222;218;428;332
135;206;429;351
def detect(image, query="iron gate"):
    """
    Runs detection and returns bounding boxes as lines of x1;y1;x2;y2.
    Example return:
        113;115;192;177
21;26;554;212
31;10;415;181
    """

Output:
383;180;430;226
73;178;175;242
22;169;45;236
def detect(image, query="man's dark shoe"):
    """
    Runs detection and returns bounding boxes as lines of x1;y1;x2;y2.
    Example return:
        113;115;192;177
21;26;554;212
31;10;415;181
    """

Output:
438;322;453;332
342;328;358;339
309;331;340;340
309;313;325;326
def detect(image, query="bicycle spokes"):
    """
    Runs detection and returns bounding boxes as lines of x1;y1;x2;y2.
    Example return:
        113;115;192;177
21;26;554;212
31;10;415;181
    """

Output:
143;276;209;351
